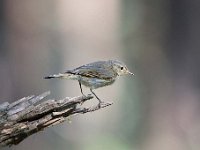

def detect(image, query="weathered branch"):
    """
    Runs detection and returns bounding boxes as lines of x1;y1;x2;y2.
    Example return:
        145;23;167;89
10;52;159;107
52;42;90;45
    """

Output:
0;91;113;147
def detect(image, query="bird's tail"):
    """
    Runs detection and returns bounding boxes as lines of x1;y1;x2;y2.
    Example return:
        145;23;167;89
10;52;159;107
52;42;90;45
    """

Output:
44;73;78;80
44;73;65;79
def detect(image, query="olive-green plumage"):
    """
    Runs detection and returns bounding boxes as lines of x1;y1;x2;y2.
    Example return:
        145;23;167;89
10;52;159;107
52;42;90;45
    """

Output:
44;60;133;104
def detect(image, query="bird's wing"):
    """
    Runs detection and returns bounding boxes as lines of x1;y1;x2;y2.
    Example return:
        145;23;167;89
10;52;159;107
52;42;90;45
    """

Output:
65;61;117;80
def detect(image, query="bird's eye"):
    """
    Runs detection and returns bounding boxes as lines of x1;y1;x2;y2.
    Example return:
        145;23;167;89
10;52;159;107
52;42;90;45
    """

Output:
120;67;123;70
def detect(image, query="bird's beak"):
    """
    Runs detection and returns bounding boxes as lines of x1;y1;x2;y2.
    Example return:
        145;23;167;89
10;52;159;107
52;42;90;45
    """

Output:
128;70;134;75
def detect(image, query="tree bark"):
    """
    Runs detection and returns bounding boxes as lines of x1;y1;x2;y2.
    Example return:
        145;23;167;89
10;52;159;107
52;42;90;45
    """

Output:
0;91;112;147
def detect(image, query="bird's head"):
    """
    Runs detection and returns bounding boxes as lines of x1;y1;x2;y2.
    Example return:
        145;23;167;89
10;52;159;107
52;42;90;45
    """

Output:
109;60;134;76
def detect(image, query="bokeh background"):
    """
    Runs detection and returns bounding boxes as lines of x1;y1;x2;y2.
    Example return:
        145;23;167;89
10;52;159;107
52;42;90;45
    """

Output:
1;0;200;150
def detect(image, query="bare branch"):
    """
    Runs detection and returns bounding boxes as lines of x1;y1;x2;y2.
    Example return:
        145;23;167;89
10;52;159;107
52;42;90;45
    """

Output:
0;92;113;147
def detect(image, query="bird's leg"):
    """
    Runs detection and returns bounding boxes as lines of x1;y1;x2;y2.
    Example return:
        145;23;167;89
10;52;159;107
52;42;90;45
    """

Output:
78;81;86;106
90;88;103;107
78;81;85;96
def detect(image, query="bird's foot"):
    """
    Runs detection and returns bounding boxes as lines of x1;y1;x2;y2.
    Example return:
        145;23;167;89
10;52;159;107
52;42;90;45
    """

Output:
98;101;113;108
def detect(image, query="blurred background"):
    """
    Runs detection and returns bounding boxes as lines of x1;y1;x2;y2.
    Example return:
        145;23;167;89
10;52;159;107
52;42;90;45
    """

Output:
1;0;200;150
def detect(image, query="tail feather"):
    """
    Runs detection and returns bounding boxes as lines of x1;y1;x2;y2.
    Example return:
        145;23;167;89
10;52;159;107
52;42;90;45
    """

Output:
44;73;64;79
44;72;78;80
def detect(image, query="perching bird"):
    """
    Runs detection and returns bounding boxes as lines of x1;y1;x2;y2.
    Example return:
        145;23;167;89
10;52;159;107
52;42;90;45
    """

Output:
44;60;134;105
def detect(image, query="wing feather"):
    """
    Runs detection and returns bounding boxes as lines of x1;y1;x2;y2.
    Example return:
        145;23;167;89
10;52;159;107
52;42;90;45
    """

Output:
65;61;117;80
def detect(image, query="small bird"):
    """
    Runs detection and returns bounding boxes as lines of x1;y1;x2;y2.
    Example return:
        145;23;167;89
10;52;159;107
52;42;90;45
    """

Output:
44;60;134;106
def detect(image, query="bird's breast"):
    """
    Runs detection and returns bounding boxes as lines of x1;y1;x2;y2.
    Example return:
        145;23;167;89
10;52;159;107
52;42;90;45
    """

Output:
80;77;115;89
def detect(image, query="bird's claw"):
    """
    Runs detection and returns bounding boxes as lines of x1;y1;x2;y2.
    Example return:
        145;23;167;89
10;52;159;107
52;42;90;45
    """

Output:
98;101;113;108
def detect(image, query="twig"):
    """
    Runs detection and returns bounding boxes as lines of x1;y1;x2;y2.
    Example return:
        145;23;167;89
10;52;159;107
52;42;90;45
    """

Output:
0;91;113;147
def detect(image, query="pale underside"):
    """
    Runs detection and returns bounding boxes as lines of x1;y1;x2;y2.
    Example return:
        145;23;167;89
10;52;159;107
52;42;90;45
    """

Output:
79;77;116;89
